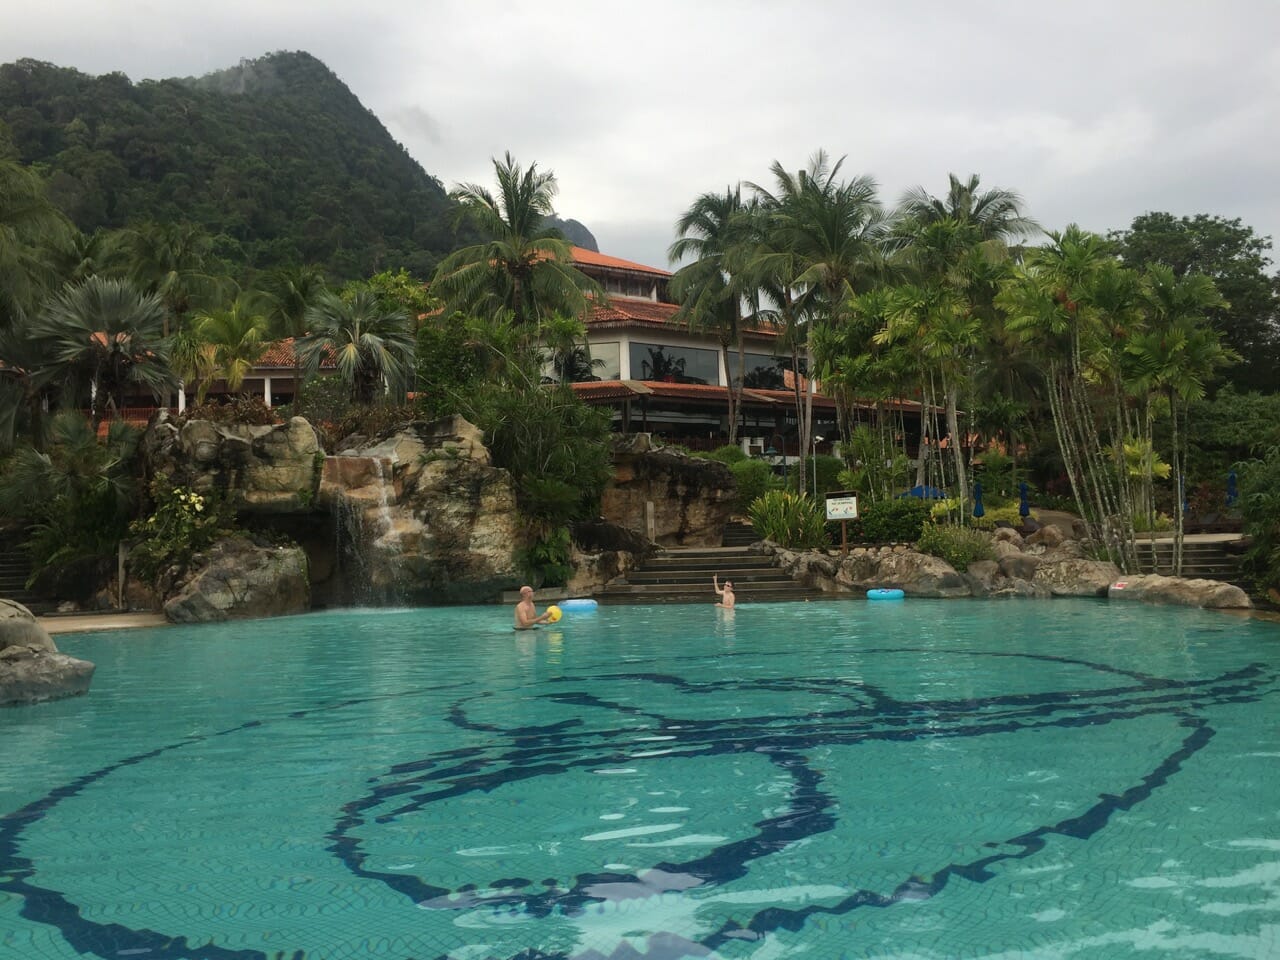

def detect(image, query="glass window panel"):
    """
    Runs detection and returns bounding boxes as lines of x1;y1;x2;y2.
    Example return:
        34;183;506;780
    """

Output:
630;341;720;385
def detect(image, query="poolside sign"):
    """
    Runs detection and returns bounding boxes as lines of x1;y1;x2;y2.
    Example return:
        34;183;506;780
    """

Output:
825;491;859;521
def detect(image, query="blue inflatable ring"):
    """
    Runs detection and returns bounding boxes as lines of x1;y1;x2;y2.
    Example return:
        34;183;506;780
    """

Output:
559;598;599;612
867;588;905;601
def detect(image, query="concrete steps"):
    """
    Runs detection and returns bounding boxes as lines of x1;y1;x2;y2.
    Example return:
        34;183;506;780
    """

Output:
721;521;758;547
598;545;829;605
0;548;53;612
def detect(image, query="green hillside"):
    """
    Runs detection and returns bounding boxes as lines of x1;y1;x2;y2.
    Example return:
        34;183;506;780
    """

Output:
0;51;478;281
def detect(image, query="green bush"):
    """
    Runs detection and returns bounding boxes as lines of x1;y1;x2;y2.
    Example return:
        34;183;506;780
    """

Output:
0;414;141;582
729;459;776;514
180;396;279;426
786;454;845;498
1237;444;1280;595
853;498;932;543
748;490;830;549
703;444;748;465
916;523;995;572
517;526;573;588
128;476;238;586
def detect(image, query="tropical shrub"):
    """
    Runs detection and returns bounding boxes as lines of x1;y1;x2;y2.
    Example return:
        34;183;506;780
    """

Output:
748;490;829;549
517;526;573;588
971;504;1034;529
181;396;279;426
788;454;845;498
853;498;932;543
128;477;237;586
916;523;995;572
0;413;141;581
415;319;485;419
1236;445;1280;595
729;459;775;514
703;444;748;465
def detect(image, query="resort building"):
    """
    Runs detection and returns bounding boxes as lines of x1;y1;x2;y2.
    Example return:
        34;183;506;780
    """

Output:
558;247;842;458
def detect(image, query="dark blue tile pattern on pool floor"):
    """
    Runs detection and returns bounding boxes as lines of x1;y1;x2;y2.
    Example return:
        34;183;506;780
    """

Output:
1;649;1276;960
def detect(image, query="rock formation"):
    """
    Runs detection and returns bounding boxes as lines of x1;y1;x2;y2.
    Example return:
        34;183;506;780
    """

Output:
315;416;522;604
0;599;94;705
144;413;323;514
163;538;310;622
761;522;1252;608
601;435;735;547
1108;574;1252;609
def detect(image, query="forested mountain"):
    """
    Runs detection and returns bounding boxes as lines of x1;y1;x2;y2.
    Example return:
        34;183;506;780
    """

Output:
0;51;592;281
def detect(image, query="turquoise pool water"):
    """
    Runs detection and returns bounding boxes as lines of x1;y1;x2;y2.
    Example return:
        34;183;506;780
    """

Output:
2;600;1278;959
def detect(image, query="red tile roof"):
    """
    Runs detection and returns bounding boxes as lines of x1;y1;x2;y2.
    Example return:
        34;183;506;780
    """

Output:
570;246;671;277
256;339;337;370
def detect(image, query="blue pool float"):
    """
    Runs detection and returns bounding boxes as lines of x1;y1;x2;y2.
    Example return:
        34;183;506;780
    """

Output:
559;598;599;612
867;588;905;601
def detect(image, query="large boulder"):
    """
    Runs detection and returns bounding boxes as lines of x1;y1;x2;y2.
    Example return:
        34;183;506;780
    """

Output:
1108;574;1252;609
601;435;735;548
836;547;971;598
316;416;521;604
164;537;310;622
0;600;95;706
144;414;323;514
1033;558;1122;597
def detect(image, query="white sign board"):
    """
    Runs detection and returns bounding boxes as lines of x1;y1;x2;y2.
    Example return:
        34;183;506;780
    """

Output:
825;491;859;521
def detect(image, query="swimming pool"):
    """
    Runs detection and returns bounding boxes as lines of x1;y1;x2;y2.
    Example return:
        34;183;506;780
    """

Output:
2;600;1277;959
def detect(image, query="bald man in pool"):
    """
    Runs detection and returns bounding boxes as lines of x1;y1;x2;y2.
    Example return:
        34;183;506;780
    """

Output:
514;585;554;630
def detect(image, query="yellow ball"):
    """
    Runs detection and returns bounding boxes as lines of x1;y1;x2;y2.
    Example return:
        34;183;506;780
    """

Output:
546;605;563;623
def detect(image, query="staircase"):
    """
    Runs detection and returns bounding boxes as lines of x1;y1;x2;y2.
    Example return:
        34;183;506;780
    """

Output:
721;521;758;547
0;547;51;613
1133;538;1246;586
597;545;830;605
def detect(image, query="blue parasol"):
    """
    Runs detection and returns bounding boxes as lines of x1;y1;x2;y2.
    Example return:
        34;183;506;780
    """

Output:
1226;470;1238;507
898;484;948;500
973;480;985;518
1018;481;1030;518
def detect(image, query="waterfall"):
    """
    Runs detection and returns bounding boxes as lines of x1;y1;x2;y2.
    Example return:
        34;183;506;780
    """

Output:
326;455;408;605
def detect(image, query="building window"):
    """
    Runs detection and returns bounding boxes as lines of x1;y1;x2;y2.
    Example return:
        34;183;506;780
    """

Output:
541;340;620;383
630;342;720;385
734;353;789;390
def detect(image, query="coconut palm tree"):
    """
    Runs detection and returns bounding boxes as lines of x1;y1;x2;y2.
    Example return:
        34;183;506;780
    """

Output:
119;220;218;336
297;289;414;404
745;151;886;488
189;297;270;402
669;186;756;443
31;276;176;426
895;173;1039;246
0;159;70;326
261;263;327;410
431;153;599;326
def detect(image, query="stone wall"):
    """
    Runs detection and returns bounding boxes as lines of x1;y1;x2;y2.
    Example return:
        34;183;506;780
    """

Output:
600;436;735;547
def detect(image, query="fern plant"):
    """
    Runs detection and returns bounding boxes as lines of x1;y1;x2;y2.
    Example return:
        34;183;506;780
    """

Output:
748;490;829;549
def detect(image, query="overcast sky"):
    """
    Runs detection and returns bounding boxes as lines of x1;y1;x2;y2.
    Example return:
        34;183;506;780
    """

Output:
6;1;1280;272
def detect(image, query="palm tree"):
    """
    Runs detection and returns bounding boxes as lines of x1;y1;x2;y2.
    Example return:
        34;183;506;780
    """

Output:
297;289;414;404
431;153;599;326
883;175;1036;516
540;313;601;384
999;227;1142;567
189;297;270;402
895;173;1039;246
31;276;176;426
745;151;886;489
0;159;70;326
1130;264;1233;572
669;186;757;443
261;263;327;410
119;221;218;336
